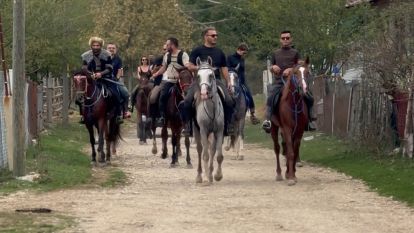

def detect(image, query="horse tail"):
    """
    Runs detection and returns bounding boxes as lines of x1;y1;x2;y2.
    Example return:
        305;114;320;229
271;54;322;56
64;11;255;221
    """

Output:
108;117;122;146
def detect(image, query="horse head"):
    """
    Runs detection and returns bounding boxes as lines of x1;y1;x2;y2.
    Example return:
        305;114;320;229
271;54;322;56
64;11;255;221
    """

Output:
228;69;240;97
176;67;193;95
291;57;310;95
196;57;216;100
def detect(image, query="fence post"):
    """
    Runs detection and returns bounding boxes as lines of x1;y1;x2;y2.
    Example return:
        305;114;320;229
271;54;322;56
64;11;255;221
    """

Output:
46;73;53;123
62;71;69;125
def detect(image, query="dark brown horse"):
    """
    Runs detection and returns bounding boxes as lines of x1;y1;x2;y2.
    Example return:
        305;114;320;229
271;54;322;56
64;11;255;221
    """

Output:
134;77;154;144
151;69;193;168
271;59;310;185
73;74;121;164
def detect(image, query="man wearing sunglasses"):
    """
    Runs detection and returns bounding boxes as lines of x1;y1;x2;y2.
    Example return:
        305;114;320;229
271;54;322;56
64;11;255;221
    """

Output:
179;26;235;137
262;30;316;132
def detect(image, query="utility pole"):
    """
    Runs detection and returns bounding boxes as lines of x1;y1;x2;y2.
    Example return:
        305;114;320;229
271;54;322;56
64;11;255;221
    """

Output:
12;0;25;176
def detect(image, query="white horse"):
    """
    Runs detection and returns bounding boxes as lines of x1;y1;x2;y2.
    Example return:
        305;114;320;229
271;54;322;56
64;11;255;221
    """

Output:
193;58;225;184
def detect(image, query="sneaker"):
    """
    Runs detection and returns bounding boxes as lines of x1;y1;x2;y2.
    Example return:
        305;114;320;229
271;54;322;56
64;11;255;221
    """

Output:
262;120;271;133
156;117;165;127
116;116;124;125
250;115;260;125
306;121;316;131
123;111;131;119
181;123;192;137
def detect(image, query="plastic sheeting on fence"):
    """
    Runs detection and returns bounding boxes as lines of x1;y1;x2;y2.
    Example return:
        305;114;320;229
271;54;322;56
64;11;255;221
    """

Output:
0;73;8;169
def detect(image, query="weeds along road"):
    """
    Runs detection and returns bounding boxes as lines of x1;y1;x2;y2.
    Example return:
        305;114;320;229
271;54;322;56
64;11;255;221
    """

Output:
1;127;414;233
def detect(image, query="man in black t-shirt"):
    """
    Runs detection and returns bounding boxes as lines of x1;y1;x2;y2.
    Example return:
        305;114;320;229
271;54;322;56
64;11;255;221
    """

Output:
262;30;316;133
179;27;235;136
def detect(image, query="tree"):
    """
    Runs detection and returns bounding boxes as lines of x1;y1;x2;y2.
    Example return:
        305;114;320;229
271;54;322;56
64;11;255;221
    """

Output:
92;0;194;74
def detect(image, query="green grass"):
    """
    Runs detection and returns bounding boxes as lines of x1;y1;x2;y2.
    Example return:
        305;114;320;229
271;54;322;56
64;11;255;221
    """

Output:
0;212;75;233
245;94;414;207
0;121;127;194
101;168;127;187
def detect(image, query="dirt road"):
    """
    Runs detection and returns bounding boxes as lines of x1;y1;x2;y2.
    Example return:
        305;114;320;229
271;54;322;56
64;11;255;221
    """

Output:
1;128;413;233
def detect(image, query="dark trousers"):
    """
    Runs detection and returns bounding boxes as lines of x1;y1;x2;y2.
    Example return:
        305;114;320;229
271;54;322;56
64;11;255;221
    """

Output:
118;84;130;112
179;79;234;125
265;78;284;119
241;84;255;111
159;81;176;117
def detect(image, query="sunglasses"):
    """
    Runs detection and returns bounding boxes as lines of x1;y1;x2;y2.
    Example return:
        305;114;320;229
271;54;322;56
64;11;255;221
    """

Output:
281;37;291;41
142;59;148;61
207;34;218;38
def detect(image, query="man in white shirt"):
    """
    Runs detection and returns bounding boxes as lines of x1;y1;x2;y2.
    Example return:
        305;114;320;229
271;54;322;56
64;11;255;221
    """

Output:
151;37;190;125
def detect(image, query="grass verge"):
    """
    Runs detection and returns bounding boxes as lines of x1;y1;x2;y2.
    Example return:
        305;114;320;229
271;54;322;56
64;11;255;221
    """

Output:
0;211;75;233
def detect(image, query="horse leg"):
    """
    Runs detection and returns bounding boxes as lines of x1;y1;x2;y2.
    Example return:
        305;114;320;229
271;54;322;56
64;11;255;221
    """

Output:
105;122;111;164
271;126;283;181
151;119;158;155
161;126;168;159
214;132;224;182
194;127;203;183
201;129;211;183
87;124;97;163
170;132;179;168
224;136;231;151
292;139;301;182
282;129;295;186
185;135;192;168
208;134;216;183
98;119;106;163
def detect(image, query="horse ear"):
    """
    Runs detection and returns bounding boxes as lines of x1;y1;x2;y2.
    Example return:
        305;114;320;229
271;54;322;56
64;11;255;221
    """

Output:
305;56;310;65
207;56;213;66
196;57;201;67
235;63;240;72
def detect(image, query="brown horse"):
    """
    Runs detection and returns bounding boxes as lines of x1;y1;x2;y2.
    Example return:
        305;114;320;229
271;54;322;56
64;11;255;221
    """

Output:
151;69;193;168
73;74;121;164
134;77;154;144
271;59;310;185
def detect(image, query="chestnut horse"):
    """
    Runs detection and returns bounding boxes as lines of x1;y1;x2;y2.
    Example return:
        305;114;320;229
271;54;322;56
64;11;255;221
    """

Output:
73;74;121;164
134;77;154;144
151;68;193;168
271;59;310;185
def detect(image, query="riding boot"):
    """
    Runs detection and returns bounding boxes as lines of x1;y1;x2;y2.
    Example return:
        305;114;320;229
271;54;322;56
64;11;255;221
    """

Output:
179;101;192;136
250;109;260;125
224;105;235;136
306;106;317;131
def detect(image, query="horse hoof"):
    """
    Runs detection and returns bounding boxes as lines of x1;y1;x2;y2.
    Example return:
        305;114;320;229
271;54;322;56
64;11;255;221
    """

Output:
177;150;182;157
214;173;223;182
161;153;168;159
276;175;283;181
237;155;244;161
297;161;303;167
224;146;230;151
186;164;193;169
169;163;178;168
151;147;157;155
196;176;202;183
91;161;97;166
287;179;296;186
208;175;214;183
106;161;112;166
139;141;145;145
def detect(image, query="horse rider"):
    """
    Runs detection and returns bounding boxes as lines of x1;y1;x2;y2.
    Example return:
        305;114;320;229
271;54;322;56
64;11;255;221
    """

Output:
130;55;153;109
106;42;131;120
151;37;190;126
262;30;316;133
151;44;168;86
227;42;260;125
81;36;125;124
179;26;235;136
